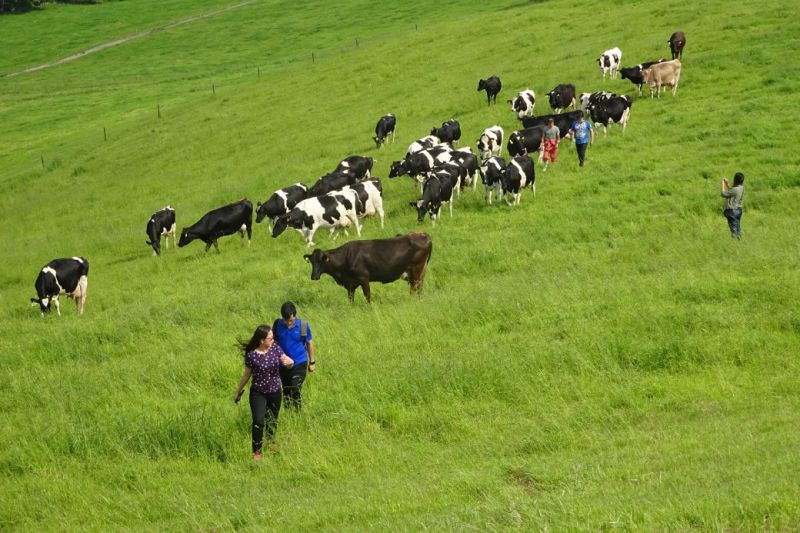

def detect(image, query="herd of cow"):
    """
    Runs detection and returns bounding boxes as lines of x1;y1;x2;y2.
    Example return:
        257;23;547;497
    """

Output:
29;31;687;310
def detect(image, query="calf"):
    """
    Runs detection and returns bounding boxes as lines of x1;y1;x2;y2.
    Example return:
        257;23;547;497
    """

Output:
477;125;504;160
619;60;665;96
373;114;396;148
508;89;536;119
502;155;535;206
30;257;89;316
587;95;632;136
410;173;454;225
547;83;577;113
272;192;360;247
668;31;686;60
335;155;374;180
178;199;253;252
431;119;461;145
477;76;502;105
642;59;682;98
479;156;506;204
256;183;308;231
507;125;546;162
146;205;176;256
341;179;385;228
597;47;622;79
308;171;358;197
303;232;432;303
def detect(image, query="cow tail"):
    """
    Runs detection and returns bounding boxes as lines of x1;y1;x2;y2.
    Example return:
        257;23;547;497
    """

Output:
426;241;433;264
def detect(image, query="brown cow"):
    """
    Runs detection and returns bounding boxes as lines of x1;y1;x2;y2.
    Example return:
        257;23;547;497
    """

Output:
642;60;682;98
668;31;686;60
303;232;433;303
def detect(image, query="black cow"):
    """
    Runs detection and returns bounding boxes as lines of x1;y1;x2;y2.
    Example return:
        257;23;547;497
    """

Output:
303;232;433;303
620;60;666;96
335;155;374;180
521;110;584;137
255;183;308;230
479;156;506;204
30;257;89;316
502;155;535;206
146;205;176;256
307;171;358;197
507;125;546;161
477;76;502;105
588;95;633;136
668;31;686;60
546;84;577;113
178;199;253;252
431;119;461;145
373;114;396;148
410;172;454;225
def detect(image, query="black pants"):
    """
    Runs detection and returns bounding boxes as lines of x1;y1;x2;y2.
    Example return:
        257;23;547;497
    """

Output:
576;142;588;166
280;362;307;410
249;389;281;453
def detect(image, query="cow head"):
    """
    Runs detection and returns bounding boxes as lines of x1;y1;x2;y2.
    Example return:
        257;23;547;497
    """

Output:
507;133;525;157
177;228;194;247
389;160;407;178
30;297;52;314
146;218;162;256
255;201;267;223
272;214;290;238
477;79;486;91
303;249;328;280
373;135;383;148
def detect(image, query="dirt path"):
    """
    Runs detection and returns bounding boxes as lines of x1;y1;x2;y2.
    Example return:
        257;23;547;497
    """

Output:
2;0;256;79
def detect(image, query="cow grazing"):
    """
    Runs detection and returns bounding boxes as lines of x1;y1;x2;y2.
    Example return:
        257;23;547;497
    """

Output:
479;156;506;204
30;257;89;316
335;155;374;180
390;144;452;182
272;192;360;247
507;126;546;161
477;125;504;160
668;31;686;60
303;232;432;303
405;135;439;158
587;95;632;136
178;199;253;252
447;149;480;190
579;91;616;111
508;89;536;119
308;171;358;197
256;183;308;230
619;60;666;96
341;179;385;228
431;119;461;145
146;206;176;256
642;59;682;98
521;111;585;141
373;114;396;148
502;155;535;206
547;84;577;113
410;172;454;225
597;47;622;79
477;76;502;105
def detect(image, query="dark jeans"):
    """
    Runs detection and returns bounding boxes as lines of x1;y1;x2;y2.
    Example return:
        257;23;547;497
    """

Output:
249;389;281;453
280;362;308;410
576;142;588;166
724;208;743;239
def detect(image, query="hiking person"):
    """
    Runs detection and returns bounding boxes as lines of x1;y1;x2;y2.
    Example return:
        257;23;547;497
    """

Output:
720;172;745;239
273;302;316;409
542;117;560;171
568;114;595;167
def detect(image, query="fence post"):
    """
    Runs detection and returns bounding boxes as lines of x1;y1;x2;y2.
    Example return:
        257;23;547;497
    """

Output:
158;104;161;119
212;84;216;95
355;39;359;47
103;127;107;141
312;52;315;63
41;155;45;169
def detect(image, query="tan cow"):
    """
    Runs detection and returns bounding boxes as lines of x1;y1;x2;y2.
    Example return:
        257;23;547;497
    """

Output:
642;59;682;98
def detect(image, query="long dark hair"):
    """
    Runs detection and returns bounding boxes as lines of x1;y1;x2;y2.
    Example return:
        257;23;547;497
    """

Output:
239;324;271;355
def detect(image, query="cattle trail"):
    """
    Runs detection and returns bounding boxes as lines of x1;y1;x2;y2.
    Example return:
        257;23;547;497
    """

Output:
1;0;256;79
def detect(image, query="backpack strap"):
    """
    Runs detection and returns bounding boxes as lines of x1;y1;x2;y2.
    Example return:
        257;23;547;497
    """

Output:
300;319;308;343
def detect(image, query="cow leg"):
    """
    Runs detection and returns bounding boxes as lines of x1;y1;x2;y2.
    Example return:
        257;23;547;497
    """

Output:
304;229;316;247
54;296;61;317
360;281;371;303
204;240;213;252
350;213;362;236
213;240;221;253
448;201;453;217
532;182;536;198
347;286;356;303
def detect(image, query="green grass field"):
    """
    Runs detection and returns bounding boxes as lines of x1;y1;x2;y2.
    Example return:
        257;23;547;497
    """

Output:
2;0;800;528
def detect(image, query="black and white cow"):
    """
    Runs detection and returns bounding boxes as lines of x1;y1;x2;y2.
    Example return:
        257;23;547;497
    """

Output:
597;47;622;79
507;126;546;160
477;76;502;105
373;114;396;148
178;199;253;252
410;172;454;225
307;171;358;197
620;60;665;96
30;257;89;316
335;155;374;180
546;83;577;113
145;205;176;256
446;149;480;190
341;179;385;228
405;135;439;158
479;156;506;204
587;95;632;136
431;119;461;145
255;183;308;231
502;155;535;206
508;89;536;119
521;111;585;141
272;192;360;247
477;125;504;160
579;91;616;111
389;144;452;182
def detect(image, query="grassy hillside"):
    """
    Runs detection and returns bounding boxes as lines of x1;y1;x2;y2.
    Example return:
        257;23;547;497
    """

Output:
2;0;800;529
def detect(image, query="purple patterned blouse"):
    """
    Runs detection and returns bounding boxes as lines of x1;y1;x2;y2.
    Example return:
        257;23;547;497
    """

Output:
245;344;284;394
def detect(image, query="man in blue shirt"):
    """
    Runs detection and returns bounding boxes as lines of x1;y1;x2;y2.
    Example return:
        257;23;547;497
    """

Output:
273;301;317;409
568;114;595;167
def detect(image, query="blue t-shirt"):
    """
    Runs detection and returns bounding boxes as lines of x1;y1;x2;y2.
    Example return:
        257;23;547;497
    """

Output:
274;319;312;366
571;120;592;144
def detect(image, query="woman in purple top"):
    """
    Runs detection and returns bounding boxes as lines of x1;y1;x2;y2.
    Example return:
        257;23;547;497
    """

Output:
233;324;293;460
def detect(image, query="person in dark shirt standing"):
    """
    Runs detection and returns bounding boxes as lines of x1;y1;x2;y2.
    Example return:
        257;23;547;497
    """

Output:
720;172;745;239
234;324;293;460
273;301;316;410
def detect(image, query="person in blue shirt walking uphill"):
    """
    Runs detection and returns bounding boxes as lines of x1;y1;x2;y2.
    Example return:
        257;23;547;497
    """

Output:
720;172;745;240
234;324;294;460
568;113;595;167
273;302;316;410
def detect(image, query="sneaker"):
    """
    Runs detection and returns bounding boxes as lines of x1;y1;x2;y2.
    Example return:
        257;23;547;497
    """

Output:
253;451;262;461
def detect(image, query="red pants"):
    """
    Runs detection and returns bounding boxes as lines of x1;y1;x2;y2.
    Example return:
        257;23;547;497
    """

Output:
543;139;559;162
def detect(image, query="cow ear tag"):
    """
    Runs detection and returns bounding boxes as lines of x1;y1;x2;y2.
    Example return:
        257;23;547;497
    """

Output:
324;256;331;263
303;255;310;263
